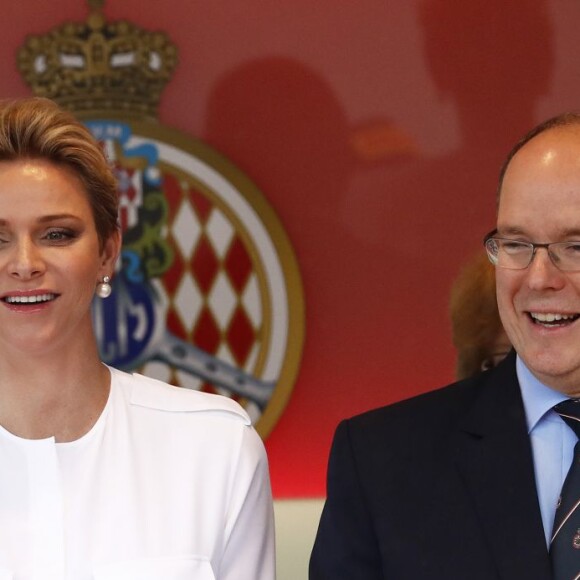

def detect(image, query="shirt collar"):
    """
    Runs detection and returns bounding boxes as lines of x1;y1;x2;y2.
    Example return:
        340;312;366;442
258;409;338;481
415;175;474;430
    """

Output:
516;355;569;434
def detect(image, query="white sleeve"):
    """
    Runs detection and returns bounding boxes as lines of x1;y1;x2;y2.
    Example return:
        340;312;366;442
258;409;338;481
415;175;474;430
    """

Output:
219;424;276;580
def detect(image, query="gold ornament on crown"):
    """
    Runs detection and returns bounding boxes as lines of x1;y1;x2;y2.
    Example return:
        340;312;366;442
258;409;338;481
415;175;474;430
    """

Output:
17;0;178;118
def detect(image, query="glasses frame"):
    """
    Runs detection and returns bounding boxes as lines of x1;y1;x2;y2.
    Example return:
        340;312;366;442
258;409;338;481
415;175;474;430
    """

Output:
483;229;580;272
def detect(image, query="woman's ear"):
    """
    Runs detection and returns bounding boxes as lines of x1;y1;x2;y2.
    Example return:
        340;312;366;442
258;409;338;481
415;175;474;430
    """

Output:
99;229;122;276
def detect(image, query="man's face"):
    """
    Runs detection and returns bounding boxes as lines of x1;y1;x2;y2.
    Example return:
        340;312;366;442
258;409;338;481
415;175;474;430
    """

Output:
496;126;580;395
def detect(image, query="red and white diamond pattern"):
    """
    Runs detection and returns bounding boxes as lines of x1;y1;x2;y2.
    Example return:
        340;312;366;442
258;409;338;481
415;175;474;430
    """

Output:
141;172;264;400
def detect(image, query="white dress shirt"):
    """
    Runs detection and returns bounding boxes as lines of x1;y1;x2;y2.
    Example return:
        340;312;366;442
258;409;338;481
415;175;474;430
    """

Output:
0;366;275;580
517;356;577;547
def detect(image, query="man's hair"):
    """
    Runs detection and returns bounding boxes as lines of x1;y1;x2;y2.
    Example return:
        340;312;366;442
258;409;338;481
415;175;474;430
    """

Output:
497;112;580;200
0;97;119;249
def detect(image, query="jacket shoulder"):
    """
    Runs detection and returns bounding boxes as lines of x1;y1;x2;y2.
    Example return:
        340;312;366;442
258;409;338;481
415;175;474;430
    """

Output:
346;354;518;444
352;376;480;431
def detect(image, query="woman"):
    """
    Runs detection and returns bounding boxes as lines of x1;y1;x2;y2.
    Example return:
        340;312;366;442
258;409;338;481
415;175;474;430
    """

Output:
0;97;275;579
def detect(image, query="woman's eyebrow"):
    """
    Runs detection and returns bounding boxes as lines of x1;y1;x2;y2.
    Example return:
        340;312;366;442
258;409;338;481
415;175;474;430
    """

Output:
36;214;82;223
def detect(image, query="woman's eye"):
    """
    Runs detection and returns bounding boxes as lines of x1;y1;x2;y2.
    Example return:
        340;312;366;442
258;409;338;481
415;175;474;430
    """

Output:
44;229;75;242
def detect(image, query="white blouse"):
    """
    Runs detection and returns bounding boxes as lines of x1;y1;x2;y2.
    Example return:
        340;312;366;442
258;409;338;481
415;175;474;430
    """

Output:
0;367;275;580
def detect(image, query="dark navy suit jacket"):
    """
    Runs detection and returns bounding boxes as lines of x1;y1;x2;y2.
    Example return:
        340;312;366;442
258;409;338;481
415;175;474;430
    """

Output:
310;353;553;579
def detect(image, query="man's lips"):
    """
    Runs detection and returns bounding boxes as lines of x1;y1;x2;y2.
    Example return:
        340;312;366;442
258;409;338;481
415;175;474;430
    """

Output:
528;312;580;326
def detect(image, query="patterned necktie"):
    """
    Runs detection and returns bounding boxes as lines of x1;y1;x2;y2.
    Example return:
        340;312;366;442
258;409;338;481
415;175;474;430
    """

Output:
551;399;580;580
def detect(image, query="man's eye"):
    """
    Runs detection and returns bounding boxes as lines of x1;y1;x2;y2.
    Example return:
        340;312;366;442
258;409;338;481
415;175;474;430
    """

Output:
501;241;528;253
562;242;580;254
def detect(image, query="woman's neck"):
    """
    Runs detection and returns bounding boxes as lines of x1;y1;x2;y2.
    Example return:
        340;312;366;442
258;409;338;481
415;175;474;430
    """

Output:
0;347;110;442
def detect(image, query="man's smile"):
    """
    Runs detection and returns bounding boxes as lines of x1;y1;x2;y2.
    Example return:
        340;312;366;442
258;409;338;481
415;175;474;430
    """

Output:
528;311;580;326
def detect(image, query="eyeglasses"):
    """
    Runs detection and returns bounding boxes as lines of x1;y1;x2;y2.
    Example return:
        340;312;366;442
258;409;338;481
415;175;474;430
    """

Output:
483;230;580;272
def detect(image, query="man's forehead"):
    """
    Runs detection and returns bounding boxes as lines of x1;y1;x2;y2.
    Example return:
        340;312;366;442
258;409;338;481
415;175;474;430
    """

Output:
502;130;580;190
496;223;580;238
513;125;580;162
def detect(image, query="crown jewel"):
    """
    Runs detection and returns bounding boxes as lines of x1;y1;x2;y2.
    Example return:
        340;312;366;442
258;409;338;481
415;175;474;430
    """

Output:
17;0;178;118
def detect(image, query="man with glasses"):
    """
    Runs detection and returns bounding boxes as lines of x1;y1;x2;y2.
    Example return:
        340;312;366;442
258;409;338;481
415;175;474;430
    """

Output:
310;114;580;580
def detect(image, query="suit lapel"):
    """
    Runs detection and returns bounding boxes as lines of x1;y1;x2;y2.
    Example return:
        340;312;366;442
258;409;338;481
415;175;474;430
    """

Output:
453;355;552;580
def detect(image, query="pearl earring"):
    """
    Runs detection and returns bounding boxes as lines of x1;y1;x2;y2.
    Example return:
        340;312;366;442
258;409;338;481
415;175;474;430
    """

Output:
96;276;112;299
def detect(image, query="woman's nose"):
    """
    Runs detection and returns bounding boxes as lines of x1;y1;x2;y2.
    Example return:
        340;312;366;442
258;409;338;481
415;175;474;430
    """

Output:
8;239;45;280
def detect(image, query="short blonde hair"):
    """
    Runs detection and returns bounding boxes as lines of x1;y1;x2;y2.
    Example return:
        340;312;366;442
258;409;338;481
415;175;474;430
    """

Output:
0;97;119;249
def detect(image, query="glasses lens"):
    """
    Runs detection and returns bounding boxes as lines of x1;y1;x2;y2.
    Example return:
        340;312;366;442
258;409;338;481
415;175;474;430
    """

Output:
484;238;499;265
551;242;580;272
490;239;531;269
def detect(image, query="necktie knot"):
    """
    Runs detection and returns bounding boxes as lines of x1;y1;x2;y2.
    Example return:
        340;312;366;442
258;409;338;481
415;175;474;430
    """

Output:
553;399;580;439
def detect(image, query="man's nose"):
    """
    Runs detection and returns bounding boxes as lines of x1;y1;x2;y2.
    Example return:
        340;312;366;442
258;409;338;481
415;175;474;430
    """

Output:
526;247;566;290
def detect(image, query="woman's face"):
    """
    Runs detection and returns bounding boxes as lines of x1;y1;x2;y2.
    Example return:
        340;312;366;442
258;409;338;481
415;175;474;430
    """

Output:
0;159;119;355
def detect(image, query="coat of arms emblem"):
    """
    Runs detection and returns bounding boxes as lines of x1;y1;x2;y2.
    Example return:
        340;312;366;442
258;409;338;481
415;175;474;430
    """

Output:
17;0;304;437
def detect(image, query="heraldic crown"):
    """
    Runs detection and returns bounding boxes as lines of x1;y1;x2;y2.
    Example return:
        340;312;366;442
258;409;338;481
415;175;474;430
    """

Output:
17;0;178;118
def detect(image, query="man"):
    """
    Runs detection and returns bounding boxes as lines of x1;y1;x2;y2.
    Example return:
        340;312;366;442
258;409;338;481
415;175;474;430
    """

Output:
310;114;580;579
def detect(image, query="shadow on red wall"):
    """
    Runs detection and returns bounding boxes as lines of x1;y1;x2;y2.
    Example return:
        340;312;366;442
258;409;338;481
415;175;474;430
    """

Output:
201;0;555;497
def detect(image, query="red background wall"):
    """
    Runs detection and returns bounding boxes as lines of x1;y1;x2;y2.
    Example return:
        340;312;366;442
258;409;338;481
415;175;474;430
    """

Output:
4;0;580;497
